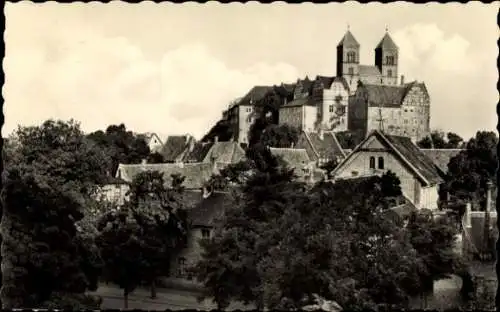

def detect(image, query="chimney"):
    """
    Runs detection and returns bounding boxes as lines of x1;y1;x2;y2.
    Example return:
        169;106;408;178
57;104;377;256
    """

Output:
214;136;219;143
400;75;405;85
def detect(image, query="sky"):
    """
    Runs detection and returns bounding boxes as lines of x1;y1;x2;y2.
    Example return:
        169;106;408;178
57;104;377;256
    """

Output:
4;2;499;141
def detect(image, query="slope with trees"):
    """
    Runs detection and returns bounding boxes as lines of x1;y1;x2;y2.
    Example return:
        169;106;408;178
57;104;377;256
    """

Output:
417;130;465;149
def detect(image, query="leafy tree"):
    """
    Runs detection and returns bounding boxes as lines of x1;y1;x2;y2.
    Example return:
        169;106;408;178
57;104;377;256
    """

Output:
380;170;403;198
335;130;364;150
252;124;300;149
87;124;150;175
447;131;498;208
146;152;165;164
417;130;464;149
194;147;427;309
1;119;108;308
319;159;338;179
96;170;188;306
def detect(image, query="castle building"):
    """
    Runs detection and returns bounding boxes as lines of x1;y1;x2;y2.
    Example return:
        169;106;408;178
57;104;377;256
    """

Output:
337;29;400;94
348;80;431;142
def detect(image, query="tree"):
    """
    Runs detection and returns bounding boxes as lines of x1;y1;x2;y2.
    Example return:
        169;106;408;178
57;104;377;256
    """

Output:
380;170;402;198
194;147;427;310
447;131;497;208
319;159;338;180
335;130;364;150
1;119;108;309
87;124;150;175
96;170;188;307
146;152;165;164
446;132;465;149
255;124;300;149
417;130;464;149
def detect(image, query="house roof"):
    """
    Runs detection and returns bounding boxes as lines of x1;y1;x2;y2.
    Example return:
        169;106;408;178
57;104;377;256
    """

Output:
202;142;246;164
359;65;382;78
281;97;315;108
383;197;418;223
295;77;314;96
420;149;464;173
239;86;274;106
337;30;360;47
316;76;335;89
302;131;346;161
376;32;398;50
360;82;418;108
188;191;232;227
269;147;311;167
333;130;444;186
115;162;214;189
182;142;215;163
159;135;192;162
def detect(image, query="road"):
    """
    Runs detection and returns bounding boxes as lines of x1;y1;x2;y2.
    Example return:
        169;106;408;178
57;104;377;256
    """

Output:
89;284;254;310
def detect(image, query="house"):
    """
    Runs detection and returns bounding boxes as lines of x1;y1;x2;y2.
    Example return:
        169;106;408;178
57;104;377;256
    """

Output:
312;76;350;132
225;86;274;144
115;162;215;192
269;147;325;183
181;139;246;173
295;130;347;166
170;191;231;280
142;132;164;153
336;29;401;94
420;149;464;173
348;81;431;142
331;130;444;210
159;135;197;163
94;177;130;206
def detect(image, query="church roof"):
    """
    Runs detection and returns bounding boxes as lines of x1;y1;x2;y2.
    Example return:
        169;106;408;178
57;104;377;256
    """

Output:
359;65;382;78
376;32;398;50
337;30;360;48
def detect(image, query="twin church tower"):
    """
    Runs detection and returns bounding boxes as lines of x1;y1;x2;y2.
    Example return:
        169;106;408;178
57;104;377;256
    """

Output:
336;29;400;93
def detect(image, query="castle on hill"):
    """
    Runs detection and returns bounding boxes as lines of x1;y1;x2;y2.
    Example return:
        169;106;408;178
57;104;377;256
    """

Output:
214;29;431;144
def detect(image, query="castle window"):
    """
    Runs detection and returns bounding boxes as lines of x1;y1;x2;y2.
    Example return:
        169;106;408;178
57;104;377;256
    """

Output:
329;105;334;113
369;156;376;169
348;67;354;76
378;157;385;170
347;51;356;63
386;56;395;65
387;69;393;78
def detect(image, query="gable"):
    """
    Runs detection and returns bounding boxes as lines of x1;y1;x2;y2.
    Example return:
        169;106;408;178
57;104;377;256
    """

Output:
364;135;386;149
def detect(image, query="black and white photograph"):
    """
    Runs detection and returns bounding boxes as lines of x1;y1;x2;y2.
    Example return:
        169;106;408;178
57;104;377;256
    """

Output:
2;1;499;310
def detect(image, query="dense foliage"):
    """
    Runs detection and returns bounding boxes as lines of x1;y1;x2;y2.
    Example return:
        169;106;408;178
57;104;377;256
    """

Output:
335;130;365;150
1;119;108;309
446;131;497;208
193;146;462;310
417;130;465;149
96;170;188;307
87;123;150;175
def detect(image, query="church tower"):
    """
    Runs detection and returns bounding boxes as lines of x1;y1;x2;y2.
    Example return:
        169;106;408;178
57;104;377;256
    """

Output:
336;29;360;92
374;30;399;85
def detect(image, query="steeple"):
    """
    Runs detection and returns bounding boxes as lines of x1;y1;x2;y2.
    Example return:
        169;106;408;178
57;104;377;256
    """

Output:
337;29;360;48
376;31;398;51
374;30;399;85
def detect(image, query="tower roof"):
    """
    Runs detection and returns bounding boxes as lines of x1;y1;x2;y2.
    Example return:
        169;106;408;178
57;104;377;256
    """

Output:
376;32;398;50
337;30;360;48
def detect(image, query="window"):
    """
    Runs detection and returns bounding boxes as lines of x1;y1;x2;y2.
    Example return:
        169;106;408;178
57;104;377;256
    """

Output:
378;157;384;169
387;69;392;77
177;257;187;277
201;229;210;239
247;116;253;123
386;56;395;65
404;120;408;124
348;67;354;76
347;51;356;63
369;156;376;169
329;105;334;113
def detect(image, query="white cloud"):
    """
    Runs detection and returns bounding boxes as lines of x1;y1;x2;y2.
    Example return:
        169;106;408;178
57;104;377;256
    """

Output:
4;33;300;139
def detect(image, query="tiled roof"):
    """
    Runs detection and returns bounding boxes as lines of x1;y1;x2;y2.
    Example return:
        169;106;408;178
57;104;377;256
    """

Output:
420;149;464;173
316;76;335;89
376;33;398;50
281;98;314;108
269;147;311;167
159;135;192;162
239;86;274;106
182;142;214;163
361;83;409;108
337;30;360;47
303;131;346;161
188;191;232;227
203;142;246;164
359;65;381;78
342;149;353;156
183;190;204;210
383;133;444;186
115;163;214;190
